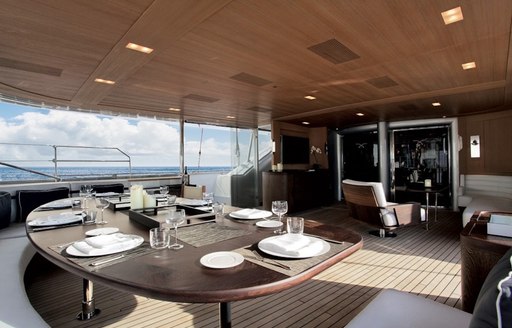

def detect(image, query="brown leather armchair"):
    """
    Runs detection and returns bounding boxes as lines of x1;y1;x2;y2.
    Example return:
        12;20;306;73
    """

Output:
342;179;425;237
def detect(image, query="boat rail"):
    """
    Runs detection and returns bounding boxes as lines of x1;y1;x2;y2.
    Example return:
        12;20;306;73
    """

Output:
0;142;131;182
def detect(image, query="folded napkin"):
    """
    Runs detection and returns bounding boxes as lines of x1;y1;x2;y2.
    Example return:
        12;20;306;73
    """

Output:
259;234;324;257
72;233;138;255
232;208;268;219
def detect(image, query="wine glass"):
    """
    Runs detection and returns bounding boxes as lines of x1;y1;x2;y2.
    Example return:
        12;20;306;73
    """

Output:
202;192;214;210
160;186;169;198
271;200;288;234
95;197;109;224
166;209;186;249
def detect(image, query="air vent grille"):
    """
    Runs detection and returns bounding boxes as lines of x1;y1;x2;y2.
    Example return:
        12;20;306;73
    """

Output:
0;57;62;76
366;76;398;88
230;72;272;87
308;39;360;64
183;94;219;103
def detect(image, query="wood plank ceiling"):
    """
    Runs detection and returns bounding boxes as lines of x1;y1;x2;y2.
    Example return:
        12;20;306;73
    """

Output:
0;0;511;129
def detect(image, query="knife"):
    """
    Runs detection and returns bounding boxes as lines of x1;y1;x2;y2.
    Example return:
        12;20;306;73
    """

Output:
303;233;344;244
31;222;82;232
89;254;125;267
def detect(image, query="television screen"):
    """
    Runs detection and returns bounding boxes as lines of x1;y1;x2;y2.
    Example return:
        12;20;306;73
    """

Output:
281;135;310;164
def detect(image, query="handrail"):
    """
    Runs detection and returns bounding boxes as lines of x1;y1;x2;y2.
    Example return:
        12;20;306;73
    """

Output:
0;142;131;182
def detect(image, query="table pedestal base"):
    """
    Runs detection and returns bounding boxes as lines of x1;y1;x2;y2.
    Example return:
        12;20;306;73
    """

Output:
76;278;100;321
220;302;232;328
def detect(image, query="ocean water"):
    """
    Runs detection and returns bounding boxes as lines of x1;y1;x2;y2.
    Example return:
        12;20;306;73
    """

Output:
0;166;231;182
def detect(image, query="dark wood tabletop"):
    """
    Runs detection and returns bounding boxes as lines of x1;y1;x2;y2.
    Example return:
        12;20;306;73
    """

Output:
26;205;363;304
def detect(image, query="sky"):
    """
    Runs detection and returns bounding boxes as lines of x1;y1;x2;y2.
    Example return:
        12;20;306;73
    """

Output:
0;101;260;167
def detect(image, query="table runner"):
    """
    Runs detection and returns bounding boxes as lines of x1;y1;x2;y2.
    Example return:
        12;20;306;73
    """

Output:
177;222;253;247
235;240;353;276
49;242;159;272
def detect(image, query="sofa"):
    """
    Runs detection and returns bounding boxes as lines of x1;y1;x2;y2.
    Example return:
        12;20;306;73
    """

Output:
346;247;512;328
459;175;512;227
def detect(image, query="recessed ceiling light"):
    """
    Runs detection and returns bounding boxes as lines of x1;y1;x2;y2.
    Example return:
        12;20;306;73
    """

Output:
126;42;154;54
462;61;476;70
94;78;115;85
302;121;310;125
304;95;316;100
432;102;442;107
168;107;181;112
226;115;235;119
356;113;364;116
441;7;463;25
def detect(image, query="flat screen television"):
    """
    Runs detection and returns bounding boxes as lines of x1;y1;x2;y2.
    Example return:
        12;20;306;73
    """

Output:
281;135;309;164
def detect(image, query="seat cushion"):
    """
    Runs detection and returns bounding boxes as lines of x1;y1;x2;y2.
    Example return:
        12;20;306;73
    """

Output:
345;289;471;328
470;247;512;328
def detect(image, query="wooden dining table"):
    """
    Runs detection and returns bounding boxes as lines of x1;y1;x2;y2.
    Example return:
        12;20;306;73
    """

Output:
26;199;363;327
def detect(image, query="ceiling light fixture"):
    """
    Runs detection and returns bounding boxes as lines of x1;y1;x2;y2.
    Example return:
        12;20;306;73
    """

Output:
126;42;154;54
302;121;310;125
441;7;463;25
356;113;364;116
94;78;115;85
432;102;441;107
168;107;181;112
226;115;235;119
462;61;476;70
304;95;316;100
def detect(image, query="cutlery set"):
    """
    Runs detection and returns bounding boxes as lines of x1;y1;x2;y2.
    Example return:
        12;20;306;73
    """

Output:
251;250;291;270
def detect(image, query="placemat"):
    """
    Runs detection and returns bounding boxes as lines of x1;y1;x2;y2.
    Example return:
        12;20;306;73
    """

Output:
235;240;353;276
176;222;253;247
49;242;159;272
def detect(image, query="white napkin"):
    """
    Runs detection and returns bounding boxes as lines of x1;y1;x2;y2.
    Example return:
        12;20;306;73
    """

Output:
259;234;324;257
72;233;138;255
232;208;267;219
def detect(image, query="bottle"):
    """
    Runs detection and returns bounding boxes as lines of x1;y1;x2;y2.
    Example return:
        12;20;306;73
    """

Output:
183;166;190;185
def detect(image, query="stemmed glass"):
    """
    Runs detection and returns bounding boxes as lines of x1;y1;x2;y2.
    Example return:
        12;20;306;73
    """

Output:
166;209;186;250
95;197;109;224
160;186;169;199
203;192;214;210
271;200;288;234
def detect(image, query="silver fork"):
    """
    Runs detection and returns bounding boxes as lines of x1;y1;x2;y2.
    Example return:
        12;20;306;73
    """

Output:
251;250;291;270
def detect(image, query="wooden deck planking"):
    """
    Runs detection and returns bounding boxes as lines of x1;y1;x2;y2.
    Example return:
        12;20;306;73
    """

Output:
25;204;464;327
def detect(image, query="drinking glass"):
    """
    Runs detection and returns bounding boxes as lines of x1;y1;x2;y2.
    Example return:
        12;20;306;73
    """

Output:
149;227;170;249
287;217;304;234
203;192;214;209
95;197;109;224
166;209;186;250
271;200;288;234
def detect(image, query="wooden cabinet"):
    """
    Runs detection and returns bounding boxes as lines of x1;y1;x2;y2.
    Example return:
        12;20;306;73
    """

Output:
460;211;512;313
262;170;331;213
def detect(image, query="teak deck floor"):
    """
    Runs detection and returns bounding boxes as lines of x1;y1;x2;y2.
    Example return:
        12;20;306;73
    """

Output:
25;203;464;327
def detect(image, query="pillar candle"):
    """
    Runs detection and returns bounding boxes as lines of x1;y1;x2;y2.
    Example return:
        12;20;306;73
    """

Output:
130;185;144;209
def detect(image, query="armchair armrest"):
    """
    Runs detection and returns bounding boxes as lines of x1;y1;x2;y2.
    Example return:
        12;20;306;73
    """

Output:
387;203;422;226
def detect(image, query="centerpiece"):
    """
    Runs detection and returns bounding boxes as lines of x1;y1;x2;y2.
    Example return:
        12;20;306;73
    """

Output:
310;145;322;170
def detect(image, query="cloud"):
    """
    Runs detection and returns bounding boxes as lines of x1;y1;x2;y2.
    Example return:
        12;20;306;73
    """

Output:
0;110;233;167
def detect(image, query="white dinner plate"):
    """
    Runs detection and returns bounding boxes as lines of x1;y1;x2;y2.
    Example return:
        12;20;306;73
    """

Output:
66;234;144;257
39;198;73;209
229;209;273;220
85;227;120;236
256;220;283;228
28;213;83;227
200;251;244;269
258;235;331;259
177;199;207;206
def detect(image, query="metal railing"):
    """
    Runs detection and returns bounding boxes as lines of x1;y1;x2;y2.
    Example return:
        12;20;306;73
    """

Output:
0;142;131;182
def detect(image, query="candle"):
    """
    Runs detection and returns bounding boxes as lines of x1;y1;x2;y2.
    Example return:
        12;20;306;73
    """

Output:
130;185;144;209
277;163;283;172
143;191;156;208
271;164;277;172
424;179;432;187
